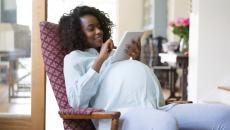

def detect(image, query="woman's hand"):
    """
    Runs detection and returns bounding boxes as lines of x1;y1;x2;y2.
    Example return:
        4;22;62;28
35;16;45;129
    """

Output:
98;39;116;61
93;39;116;73
125;38;141;60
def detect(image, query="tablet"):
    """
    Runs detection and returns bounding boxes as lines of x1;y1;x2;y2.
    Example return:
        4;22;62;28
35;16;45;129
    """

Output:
111;31;144;63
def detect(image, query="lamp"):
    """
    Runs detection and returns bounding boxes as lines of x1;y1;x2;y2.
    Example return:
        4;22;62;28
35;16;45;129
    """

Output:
0;23;31;53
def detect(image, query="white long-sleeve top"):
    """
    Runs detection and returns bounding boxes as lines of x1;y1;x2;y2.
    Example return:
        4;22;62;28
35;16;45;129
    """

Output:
64;48;110;108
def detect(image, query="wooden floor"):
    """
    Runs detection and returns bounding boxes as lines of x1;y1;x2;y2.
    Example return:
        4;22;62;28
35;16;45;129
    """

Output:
0;84;31;115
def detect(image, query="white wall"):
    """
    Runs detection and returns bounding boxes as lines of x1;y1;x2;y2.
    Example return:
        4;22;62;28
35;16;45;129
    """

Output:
117;0;143;43
188;0;230;104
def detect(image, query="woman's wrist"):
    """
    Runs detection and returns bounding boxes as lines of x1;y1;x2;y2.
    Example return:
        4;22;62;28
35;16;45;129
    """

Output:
97;56;106;63
92;57;105;73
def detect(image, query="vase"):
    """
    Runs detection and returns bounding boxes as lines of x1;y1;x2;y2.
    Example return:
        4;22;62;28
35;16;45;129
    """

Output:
179;38;189;54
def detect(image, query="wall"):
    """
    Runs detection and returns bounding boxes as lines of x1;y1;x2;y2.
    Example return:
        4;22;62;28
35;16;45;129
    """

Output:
117;0;168;40
188;0;230;104
117;0;143;42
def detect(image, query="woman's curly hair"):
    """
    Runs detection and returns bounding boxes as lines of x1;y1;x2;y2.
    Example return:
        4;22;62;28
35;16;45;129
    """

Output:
58;6;114;54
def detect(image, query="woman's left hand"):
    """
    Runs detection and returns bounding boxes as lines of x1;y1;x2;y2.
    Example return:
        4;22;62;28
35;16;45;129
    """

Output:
125;39;141;60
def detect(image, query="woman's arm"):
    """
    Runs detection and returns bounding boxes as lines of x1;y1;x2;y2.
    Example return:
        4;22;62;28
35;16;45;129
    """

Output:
64;52;100;108
92;39;116;72
64;39;115;108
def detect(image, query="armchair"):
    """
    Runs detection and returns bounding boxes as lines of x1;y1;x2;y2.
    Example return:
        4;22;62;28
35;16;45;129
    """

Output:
39;21;120;130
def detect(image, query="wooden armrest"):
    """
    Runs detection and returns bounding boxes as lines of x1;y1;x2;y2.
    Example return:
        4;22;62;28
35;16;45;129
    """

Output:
60;111;121;130
59;111;120;119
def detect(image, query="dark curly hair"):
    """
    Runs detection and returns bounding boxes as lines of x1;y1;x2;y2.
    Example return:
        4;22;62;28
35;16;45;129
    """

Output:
58;6;114;54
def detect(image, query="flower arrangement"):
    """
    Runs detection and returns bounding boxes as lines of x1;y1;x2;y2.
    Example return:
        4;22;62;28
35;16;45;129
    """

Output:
169;18;189;54
169;18;189;42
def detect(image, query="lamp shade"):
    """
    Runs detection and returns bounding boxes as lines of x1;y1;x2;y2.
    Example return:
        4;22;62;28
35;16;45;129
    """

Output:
0;23;30;52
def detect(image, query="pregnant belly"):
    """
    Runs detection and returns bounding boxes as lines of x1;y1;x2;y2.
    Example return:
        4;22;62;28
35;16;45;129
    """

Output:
107;60;151;87
93;60;158;110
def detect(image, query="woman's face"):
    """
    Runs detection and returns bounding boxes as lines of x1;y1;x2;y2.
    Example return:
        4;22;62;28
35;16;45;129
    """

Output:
81;15;104;48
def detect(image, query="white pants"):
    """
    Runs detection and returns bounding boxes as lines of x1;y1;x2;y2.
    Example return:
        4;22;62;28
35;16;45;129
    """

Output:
119;104;230;130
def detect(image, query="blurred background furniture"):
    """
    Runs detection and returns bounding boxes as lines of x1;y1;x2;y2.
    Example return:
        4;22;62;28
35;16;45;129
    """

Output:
159;53;189;100
141;34;180;101
141;32;190;101
176;54;189;100
0;23;31;102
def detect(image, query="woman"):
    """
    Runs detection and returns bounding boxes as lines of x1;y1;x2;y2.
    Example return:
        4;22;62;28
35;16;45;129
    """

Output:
59;5;230;130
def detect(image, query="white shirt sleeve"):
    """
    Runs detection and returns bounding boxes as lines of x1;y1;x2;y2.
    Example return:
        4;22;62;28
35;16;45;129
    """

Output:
64;51;100;108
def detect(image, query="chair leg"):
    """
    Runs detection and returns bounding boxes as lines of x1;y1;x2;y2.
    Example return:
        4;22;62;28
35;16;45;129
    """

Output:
111;118;119;130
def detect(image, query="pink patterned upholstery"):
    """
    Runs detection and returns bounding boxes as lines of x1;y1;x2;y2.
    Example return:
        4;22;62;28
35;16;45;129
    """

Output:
59;108;104;115
39;21;103;130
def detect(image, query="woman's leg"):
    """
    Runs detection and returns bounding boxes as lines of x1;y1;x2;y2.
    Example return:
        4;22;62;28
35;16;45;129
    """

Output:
119;108;178;130
167;104;230;130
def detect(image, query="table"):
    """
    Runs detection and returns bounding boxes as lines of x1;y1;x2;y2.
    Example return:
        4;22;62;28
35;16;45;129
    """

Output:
176;54;189;100
153;65;177;99
159;53;189;100
0;51;31;102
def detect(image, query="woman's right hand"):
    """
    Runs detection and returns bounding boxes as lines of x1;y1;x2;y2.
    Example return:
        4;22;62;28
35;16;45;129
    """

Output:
98;39;116;61
93;39;116;73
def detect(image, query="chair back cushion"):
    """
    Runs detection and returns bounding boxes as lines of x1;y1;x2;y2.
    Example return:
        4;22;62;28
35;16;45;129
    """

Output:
39;21;95;130
40;21;70;109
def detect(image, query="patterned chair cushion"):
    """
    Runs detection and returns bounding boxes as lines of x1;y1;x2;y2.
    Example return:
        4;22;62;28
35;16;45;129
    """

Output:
40;21;69;110
39;21;103;130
